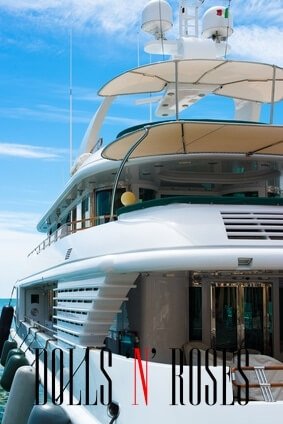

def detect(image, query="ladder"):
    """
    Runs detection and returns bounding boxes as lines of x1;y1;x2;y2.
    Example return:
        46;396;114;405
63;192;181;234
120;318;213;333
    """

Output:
254;366;275;402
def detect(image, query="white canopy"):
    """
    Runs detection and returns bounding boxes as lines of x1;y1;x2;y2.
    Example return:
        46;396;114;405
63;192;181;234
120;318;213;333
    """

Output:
99;59;283;103
102;120;283;160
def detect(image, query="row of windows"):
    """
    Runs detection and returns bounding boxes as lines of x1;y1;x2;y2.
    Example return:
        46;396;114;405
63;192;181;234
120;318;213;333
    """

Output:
54;188;156;232
53;183;281;234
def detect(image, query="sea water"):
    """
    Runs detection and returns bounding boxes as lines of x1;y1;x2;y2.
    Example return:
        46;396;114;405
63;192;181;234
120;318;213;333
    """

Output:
0;298;17;423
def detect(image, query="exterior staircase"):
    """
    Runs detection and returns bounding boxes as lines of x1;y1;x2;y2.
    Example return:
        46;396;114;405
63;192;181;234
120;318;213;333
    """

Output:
54;273;138;347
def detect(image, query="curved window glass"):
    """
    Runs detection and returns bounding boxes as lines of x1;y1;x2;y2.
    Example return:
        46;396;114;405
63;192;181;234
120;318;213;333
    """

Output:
95;188;124;217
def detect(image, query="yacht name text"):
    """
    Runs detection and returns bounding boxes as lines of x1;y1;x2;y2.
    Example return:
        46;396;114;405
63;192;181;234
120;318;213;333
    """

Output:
35;347;250;406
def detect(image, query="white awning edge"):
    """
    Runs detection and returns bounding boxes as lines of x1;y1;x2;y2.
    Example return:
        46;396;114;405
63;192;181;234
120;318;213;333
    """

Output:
102;120;283;160
99;59;283;104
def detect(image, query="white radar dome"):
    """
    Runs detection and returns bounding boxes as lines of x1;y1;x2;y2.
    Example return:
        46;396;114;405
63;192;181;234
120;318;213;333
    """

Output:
141;0;173;39
202;6;233;40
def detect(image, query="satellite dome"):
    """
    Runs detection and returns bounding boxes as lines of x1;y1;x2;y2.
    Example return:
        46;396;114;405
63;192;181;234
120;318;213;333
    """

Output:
141;0;173;39
202;6;233;40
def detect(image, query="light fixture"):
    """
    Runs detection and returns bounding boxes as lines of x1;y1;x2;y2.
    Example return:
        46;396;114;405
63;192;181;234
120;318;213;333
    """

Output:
238;257;253;266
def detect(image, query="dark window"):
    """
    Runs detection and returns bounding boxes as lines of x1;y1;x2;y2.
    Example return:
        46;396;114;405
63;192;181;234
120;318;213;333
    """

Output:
139;188;155;201
82;196;89;214
189;287;202;340
31;294;39;304
280;287;283;352
223;192;258;198
96;189;124;216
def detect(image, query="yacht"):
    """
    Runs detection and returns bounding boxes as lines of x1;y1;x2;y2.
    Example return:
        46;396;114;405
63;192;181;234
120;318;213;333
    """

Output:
8;0;283;422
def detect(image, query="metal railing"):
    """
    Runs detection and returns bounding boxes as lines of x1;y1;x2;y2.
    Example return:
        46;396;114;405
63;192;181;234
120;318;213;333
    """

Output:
232;364;283;402
28;215;115;257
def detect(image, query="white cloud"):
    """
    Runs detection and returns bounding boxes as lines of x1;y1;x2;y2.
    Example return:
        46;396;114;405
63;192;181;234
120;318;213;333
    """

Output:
0;0;282;67
230;25;283;65
0;142;65;160
202;1;283;65
0;211;43;296
203;0;283;25
0;0;58;10
0;0;146;34
232;0;283;25
0;104;91;124
0;0;282;36
0;229;43;297
107;115;143;126
0;210;42;233
73;87;100;102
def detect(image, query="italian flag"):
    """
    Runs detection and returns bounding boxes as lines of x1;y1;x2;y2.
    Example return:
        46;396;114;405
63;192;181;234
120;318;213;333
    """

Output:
216;8;229;18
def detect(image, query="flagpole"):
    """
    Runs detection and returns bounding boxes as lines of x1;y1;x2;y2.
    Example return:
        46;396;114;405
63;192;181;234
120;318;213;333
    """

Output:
69;27;73;173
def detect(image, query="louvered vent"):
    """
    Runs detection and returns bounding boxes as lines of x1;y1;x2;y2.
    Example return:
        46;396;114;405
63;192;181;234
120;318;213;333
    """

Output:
221;211;283;240
65;248;72;260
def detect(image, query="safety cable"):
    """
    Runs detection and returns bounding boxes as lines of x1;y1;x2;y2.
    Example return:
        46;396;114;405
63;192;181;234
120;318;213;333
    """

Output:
8;285;16;307
11;319;23;340
19;326;37;348
55;348;90;403
30;337;57;366
23;330;40;353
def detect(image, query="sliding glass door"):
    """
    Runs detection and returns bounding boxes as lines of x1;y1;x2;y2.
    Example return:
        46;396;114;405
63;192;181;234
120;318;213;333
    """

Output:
211;283;272;354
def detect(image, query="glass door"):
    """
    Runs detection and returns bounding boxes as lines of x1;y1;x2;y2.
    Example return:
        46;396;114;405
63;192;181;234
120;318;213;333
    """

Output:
211;282;272;354
243;286;264;352
213;286;237;351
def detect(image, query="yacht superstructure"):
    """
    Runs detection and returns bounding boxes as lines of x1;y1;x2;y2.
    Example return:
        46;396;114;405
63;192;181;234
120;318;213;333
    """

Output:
7;1;283;423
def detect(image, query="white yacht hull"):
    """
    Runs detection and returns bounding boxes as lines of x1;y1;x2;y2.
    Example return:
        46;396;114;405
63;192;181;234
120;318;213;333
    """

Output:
13;328;283;423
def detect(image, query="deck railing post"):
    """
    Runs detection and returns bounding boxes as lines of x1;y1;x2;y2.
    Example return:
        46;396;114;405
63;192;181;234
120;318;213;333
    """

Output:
175;60;179;121
270;65;276;124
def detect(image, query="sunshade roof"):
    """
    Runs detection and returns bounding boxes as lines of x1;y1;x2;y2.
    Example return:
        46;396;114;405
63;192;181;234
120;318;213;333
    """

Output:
102;120;283;160
99;59;283;103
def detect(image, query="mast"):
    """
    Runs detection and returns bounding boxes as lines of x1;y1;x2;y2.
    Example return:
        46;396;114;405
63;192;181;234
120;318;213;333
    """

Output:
179;0;204;38
69;27;73;173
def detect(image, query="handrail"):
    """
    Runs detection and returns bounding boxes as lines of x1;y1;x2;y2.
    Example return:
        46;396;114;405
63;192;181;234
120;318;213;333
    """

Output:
231;365;283;389
28;214;116;257
24;316;57;334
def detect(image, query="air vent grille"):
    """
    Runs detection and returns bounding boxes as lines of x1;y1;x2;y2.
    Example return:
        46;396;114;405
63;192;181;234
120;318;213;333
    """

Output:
221;211;283;240
65;248;72;260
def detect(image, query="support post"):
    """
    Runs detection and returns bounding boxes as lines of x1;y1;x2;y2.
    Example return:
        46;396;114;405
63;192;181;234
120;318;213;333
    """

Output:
175;60;179;121
110;128;149;220
270;65;276;124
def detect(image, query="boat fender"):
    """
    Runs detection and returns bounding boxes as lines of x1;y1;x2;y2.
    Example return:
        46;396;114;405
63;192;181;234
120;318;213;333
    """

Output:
0;306;14;356
0;340;17;366
0;353;29;391
5;347;24;364
1;366;35;424
27;404;71;424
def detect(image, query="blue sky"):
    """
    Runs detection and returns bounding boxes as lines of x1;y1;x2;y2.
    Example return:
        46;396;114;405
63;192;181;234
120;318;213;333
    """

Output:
0;0;282;297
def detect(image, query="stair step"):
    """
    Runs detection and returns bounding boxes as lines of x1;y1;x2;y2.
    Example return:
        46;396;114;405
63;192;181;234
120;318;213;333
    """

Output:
91;299;127;310
54;306;90;313
79;334;107;347
54;315;86;324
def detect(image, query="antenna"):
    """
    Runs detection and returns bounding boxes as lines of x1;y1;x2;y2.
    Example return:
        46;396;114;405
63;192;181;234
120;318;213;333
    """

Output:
69;27;73;173
137;28;140;67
